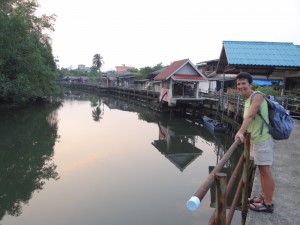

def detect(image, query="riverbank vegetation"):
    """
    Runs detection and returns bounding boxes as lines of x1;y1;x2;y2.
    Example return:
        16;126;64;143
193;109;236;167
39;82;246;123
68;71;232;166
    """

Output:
0;0;58;108
57;62;164;81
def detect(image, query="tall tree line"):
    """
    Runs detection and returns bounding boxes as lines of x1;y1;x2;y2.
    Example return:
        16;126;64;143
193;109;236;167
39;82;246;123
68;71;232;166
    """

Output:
0;0;57;106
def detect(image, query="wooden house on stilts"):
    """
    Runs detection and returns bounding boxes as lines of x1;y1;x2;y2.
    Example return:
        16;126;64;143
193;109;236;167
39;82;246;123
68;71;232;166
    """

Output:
154;59;207;106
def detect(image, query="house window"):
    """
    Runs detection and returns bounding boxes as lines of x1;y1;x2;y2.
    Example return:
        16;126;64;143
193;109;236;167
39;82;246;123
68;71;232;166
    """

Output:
162;81;169;88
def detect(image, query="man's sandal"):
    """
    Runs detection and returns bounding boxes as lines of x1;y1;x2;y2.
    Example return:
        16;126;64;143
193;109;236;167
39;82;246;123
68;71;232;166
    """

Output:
248;194;263;204
248;200;274;213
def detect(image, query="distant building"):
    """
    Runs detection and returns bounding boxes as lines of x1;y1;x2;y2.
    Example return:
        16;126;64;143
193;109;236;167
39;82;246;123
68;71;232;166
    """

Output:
77;64;91;72
100;70;135;87
196;59;218;76
115;64;135;72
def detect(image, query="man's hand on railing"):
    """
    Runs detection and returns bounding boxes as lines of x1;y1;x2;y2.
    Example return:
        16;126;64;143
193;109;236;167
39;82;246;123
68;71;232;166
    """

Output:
235;131;245;143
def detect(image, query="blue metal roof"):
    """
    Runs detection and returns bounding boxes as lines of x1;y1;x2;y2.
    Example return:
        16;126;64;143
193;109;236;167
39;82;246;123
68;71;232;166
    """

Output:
253;79;283;86
223;41;300;67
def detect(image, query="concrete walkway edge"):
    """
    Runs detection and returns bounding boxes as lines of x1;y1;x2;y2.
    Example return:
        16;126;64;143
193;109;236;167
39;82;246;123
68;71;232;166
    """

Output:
245;119;300;225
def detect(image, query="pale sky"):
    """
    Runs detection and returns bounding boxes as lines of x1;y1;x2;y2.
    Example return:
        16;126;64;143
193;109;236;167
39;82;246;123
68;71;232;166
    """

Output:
37;0;300;71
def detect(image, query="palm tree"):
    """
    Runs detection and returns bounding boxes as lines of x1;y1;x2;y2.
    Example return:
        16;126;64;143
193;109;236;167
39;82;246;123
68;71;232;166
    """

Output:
92;54;104;74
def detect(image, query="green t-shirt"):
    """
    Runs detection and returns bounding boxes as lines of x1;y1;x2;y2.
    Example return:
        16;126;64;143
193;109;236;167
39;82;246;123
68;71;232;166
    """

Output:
244;96;271;143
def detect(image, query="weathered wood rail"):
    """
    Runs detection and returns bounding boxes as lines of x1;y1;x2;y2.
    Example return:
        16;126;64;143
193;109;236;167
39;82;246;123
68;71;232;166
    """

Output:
62;82;159;101
186;133;254;225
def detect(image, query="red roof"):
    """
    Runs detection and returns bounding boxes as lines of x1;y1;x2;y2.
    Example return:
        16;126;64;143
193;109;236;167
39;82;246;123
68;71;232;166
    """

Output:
154;59;205;81
154;59;189;80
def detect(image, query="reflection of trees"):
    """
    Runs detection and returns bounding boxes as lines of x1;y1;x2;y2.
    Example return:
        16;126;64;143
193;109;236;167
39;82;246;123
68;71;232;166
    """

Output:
92;106;102;121
0;103;61;220
89;95;100;108
64;91;157;123
63;91;105;122
92;103;104;122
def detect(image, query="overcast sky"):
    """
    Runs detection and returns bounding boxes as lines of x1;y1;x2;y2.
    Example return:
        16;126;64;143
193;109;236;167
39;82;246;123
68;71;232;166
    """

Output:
37;0;300;71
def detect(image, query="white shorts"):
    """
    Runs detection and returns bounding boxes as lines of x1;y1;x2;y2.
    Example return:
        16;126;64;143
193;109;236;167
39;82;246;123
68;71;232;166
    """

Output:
251;137;274;166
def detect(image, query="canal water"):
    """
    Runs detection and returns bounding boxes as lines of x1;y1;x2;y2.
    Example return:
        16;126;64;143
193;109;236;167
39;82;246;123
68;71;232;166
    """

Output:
0;91;243;225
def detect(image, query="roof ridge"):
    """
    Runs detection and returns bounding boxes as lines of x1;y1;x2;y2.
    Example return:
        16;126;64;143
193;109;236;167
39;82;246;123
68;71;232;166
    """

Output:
223;40;294;45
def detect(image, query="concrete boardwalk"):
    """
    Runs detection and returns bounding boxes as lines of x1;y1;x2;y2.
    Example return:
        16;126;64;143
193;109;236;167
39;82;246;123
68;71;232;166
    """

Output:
245;119;300;225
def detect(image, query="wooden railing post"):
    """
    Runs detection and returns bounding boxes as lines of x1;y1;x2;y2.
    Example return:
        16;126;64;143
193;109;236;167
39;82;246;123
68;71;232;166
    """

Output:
186;140;240;212
215;173;227;225
241;132;250;224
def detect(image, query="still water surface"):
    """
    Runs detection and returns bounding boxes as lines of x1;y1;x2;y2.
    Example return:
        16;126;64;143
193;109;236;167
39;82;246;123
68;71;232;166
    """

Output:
0;92;242;225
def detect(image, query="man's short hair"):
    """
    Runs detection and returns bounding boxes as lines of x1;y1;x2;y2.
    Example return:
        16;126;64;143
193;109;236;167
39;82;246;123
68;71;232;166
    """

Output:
236;72;253;84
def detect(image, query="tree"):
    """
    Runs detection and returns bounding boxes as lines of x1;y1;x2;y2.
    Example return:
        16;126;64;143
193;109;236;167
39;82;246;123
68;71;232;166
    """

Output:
137;63;164;79
0;0;58;106
92;54;104;74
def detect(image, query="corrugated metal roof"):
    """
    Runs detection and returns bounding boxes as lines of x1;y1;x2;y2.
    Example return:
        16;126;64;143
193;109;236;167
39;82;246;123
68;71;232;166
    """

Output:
223;41;300;67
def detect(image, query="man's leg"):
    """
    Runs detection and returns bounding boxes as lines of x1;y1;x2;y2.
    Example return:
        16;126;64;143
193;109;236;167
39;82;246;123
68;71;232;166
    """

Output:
258;165;274;205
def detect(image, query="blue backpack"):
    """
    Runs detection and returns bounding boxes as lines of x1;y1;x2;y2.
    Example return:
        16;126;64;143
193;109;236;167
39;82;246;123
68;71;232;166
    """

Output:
250;91;294;140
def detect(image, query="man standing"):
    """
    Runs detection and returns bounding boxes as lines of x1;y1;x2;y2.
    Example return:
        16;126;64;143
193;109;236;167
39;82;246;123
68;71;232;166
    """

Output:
235;72;274;213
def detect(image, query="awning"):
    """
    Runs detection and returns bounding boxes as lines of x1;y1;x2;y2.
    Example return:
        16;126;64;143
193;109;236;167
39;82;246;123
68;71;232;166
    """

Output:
172;74;205;81
207;77;236;81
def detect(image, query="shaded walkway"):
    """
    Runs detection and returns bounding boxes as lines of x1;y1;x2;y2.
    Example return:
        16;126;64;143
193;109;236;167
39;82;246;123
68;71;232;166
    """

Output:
246;119;300;225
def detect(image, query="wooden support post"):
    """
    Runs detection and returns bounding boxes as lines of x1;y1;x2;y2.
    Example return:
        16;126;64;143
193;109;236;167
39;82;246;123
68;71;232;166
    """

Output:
241;132;250;225
215;172;227;225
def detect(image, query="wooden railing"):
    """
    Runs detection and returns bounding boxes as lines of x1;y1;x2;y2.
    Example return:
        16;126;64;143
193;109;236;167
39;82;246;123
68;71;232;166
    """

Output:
282;97;300;115
186;133;252;225
61;82;300;116
199;91;300;117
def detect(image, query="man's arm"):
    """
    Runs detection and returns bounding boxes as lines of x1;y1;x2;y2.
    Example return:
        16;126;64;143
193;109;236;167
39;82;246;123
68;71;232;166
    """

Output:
235;93;265;143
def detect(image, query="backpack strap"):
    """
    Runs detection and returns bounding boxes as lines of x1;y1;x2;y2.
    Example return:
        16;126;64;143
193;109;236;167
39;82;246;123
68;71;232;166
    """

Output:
250;91;270;135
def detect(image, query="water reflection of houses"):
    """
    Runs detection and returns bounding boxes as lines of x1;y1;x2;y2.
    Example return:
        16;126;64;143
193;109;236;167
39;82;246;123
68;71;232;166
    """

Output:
102;96;139;113
151;119;208;172
101;94;233;173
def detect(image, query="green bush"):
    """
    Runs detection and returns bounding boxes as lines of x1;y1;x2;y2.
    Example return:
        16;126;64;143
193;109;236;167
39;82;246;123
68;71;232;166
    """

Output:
252;85;281;97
